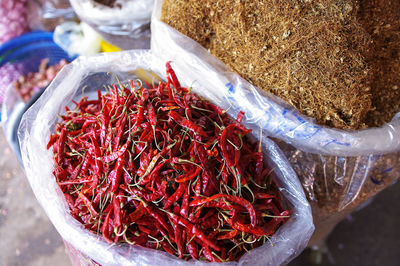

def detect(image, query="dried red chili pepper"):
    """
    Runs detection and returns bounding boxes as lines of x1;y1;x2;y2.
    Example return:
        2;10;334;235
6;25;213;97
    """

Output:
108;155;124;193
167;211;221;252
47;62;290;262
164;182;186;209
168;110;207;137
78;192;98;217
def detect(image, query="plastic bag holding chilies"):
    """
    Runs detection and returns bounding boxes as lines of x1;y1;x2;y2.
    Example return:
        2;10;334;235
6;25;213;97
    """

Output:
151;0;400;219
69;0;154;49
18;50;313;265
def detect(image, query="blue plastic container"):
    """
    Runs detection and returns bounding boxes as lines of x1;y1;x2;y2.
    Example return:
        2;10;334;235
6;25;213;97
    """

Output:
0;31;74;69
0;31;75;163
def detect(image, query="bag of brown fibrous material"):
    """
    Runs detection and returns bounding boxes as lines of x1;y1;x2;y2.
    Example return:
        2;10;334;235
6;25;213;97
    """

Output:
160;0;400;130
154;0;400;247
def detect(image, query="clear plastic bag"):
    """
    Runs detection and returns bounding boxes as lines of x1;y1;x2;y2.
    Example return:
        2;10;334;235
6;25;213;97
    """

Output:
27;0;75;31
69;0;154;49
18;50;313;265
1;74;26;162
151;0;400;243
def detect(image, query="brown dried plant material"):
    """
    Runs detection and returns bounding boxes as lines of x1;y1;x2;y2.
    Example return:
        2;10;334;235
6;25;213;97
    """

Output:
162;0;374;129
93;0;117;8
162;0;400;130
358;0;400;127
162;1;400;243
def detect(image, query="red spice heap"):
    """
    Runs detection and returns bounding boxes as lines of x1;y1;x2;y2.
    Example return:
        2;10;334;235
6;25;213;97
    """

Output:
47;63;289;262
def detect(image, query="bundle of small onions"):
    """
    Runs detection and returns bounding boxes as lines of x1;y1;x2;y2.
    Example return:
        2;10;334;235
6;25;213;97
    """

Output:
0;0;29;44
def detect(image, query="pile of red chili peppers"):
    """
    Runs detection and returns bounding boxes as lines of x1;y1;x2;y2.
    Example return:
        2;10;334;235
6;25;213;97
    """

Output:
47;62;290;262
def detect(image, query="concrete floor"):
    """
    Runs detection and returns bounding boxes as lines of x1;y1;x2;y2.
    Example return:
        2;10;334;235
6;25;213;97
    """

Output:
0;128;399;266
0;130;71;266
290;179;400;266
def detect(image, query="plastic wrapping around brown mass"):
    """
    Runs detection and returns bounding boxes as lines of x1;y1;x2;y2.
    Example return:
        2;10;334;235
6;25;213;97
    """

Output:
275;140;400;245
152;0;400;246
160;0;400;130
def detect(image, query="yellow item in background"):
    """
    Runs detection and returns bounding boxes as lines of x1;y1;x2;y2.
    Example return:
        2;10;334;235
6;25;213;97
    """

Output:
100;40;122;52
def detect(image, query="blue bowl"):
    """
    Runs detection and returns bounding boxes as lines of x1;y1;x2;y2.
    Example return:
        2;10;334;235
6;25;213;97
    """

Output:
0;31;75;69
1;42;64;69
0;31;75;164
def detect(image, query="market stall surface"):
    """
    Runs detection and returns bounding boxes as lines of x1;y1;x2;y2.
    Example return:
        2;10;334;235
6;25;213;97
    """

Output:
0;129;400;266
